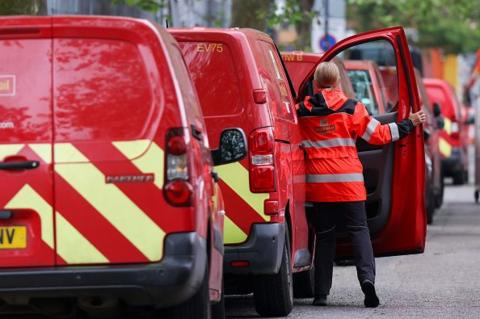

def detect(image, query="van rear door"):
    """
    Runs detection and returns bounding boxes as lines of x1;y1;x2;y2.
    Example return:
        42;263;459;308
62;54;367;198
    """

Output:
51;17;167;265
0;18;55;267
298;27;426;256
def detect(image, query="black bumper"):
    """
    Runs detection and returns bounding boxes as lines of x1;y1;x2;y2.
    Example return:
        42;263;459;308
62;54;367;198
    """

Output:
223;223;285;275
0;232;207;308
442;149;463;176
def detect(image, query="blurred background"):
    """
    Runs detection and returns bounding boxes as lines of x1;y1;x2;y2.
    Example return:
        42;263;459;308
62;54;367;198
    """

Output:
1;0;479;98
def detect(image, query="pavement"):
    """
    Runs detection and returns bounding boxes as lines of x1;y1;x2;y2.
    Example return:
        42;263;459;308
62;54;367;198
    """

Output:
226;183;480;319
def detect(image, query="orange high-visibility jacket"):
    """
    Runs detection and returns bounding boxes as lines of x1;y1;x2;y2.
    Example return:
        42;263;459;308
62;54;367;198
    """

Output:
297;88;414;202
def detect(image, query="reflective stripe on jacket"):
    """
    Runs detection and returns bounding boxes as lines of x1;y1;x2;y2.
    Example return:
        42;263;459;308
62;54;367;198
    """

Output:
297;88;413;202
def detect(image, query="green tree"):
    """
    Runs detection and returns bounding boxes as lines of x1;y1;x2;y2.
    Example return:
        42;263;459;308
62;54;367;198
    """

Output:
0;0;47;15
347;0;480;53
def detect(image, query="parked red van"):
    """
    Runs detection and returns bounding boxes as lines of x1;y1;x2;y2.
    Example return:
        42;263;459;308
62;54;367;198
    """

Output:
172;27;426;316
424;78;469;184
284;28;426;259
0;16;247;318
171;28;311;317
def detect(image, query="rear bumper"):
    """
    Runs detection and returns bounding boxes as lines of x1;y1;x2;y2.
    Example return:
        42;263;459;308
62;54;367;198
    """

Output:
442;148;464;176
0;232;206;308
223;223;285;275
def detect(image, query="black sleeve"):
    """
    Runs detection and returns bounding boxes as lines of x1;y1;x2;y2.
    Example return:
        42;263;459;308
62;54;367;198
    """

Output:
397;118;415;139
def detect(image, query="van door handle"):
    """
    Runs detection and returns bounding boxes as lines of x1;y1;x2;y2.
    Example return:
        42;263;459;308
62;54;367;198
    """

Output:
0;160;40;171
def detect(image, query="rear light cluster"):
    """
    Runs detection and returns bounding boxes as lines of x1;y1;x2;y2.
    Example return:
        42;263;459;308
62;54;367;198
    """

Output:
249;128;276;193
164;128;193;206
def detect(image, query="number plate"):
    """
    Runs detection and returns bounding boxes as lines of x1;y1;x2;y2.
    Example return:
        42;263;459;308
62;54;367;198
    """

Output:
0;226;27;249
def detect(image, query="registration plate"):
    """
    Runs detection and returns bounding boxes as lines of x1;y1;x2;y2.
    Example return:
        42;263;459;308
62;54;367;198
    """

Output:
0;226;27;249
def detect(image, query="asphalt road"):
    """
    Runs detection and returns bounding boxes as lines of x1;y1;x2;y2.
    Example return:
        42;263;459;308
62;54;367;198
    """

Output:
226;184;480;319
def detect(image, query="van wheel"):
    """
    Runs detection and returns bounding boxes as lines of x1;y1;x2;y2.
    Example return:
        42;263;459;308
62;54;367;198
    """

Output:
453;170;465;185
253;234;293;317
163;263;210;319
426;183;435;225
293;266;315;298
434;171;444;208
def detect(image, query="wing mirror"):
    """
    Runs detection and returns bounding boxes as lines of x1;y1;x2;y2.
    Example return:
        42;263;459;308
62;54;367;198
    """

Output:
433;102;442;117
436;116;445;129
423;127;431;141
212;128;248;166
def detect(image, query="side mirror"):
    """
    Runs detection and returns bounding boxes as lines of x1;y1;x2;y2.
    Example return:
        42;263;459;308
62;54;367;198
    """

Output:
465;115;475;125
436;116;445;129
423;127;431;141
212;128;248;166
433;103;442;117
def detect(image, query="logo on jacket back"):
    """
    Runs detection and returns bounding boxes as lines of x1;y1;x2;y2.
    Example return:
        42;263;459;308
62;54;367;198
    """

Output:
0;75;15;96
316;118;335;134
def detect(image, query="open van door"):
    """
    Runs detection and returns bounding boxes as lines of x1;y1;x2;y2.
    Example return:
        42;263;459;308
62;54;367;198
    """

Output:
297;27;426;256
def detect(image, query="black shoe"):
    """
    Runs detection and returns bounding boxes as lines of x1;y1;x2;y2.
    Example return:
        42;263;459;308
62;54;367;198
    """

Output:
312;295;327;306
361;280;380;308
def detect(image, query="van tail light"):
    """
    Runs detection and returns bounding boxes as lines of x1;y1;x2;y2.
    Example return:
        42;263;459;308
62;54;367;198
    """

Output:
164;128;192;206
249;128;276;193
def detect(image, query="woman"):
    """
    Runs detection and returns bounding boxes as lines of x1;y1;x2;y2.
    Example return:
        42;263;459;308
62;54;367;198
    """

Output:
296;62;426;308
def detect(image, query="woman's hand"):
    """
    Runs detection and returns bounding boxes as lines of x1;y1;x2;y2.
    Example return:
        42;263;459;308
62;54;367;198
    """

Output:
409;110;427;127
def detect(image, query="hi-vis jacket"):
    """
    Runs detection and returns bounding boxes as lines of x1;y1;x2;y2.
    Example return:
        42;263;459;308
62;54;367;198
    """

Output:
297;88;414;202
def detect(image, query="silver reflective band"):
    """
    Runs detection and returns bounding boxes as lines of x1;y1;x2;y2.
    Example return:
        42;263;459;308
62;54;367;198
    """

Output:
361;118;380;141
306;173;364;183
388;122;400;142
302;138;356;148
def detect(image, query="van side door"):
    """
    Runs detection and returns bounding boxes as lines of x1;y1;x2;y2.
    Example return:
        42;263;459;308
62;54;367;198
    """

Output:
298;27;426;256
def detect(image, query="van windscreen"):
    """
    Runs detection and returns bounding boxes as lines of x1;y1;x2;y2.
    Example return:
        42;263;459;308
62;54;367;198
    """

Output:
178;42;244;117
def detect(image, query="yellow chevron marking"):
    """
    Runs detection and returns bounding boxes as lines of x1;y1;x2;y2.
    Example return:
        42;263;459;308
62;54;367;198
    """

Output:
5;184;54;248
54;143;165;261
29;144;52;164
113;140;164;189
55;212;109;264
0;144;24;160
224;215;248;244
443;118;452;135
215;162;268;221
439;137;452;158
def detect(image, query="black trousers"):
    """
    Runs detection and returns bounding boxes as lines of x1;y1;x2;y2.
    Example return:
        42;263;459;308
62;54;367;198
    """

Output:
307;201;375;296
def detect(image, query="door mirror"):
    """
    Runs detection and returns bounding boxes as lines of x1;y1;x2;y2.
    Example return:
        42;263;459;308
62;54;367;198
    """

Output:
211;128;247;166
436;116;445;129
433;103;442;117
423;127;431;141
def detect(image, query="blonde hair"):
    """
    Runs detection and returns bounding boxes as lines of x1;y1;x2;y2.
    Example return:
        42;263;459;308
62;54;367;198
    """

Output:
314;62;340;88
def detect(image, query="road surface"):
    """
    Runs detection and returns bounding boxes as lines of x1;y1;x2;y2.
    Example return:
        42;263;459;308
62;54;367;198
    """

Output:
226;184;480;319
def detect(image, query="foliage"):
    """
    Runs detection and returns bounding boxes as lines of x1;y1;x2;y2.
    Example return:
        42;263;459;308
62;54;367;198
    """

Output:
347;0;480;53
112;0;168;12
0;0;46;15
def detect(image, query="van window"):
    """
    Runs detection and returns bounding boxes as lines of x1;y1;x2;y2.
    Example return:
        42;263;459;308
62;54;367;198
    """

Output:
258;41;295;121
347;69;379;115
178;42;244;117
54;38;153;142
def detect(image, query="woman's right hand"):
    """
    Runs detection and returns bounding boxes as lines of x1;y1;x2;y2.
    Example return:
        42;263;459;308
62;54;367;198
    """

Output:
409;110;427;126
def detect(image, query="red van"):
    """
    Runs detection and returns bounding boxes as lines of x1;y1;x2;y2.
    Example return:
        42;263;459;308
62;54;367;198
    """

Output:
424;78;469;185
173;27;426;316
0;16;248;318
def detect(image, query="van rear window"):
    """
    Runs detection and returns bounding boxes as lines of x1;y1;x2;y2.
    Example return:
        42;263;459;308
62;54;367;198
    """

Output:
178;42;244;117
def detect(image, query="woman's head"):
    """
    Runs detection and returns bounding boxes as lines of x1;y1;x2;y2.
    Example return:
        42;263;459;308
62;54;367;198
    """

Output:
314;61;340;89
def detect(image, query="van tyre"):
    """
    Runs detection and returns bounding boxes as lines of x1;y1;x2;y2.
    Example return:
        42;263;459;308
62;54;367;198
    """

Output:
453;170;465;185
426;183;435;225
253;234;293;317
293;266;315;298
434;171;444;208
164;263;210;319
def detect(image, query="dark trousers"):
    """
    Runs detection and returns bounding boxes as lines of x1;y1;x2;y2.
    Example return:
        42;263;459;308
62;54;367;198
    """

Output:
307;201;375;296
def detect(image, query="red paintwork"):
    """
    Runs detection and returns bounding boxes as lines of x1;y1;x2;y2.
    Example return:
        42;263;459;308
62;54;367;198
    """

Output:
170;28;310;271
294;27;426;255
344;60;388;114
0;16;222;302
